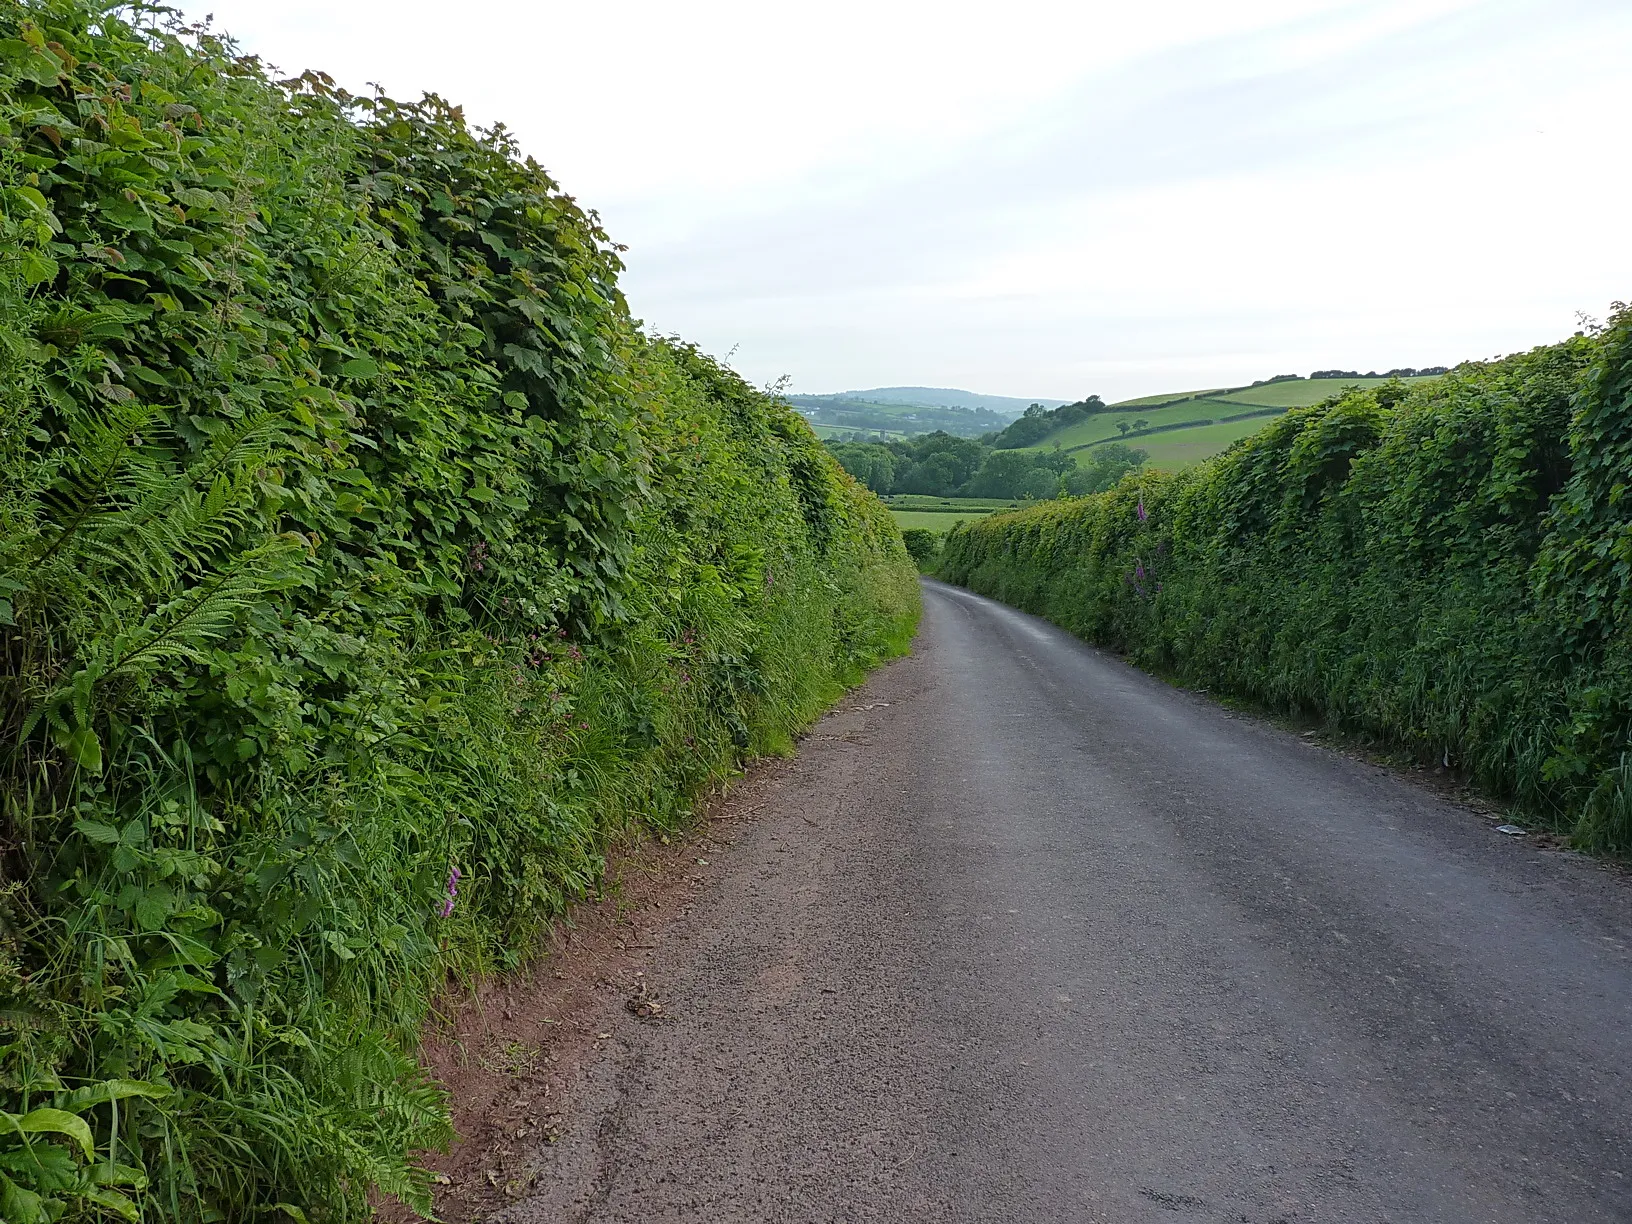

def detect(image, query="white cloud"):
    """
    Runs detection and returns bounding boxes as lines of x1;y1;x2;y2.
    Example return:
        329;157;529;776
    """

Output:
171;0;1632;399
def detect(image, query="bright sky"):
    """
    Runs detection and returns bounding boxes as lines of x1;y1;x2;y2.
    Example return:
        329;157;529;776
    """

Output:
172;0;1632;401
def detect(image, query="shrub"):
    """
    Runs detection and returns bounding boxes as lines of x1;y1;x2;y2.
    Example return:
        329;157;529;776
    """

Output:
900;528;939;568
941;325;1631;850
0;3;917;1218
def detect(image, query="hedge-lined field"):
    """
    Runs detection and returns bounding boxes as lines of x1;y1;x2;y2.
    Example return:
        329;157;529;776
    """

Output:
941;322;1631;853
0;3;916;1220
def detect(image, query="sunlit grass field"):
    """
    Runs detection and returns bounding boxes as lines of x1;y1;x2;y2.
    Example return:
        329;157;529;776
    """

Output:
1019;375;1446;467
1108;387;1226;408
1129;418;1290;467
891;509;992;532
888;495;1022;533
1213;375;1438;409
1022;398;1235;452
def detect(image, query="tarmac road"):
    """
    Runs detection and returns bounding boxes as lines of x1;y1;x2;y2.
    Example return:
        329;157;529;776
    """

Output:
502;579;1632;1223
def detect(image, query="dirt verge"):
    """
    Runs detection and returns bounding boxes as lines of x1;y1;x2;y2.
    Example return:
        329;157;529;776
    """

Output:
378;753;798;1223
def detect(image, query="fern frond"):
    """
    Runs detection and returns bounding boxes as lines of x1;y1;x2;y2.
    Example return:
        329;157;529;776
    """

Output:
18;536;309;756
32;400;164;567
69;411;284;593
104;536;307;677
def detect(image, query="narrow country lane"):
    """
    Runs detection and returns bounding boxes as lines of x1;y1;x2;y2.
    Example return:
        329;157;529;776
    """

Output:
500;579;1632;1224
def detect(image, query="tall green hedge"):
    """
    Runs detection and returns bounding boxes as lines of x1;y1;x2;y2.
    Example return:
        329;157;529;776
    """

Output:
0;3;916;1219
941;320;1631;851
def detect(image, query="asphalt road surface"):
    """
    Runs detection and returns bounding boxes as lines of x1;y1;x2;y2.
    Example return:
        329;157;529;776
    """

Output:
504;579;1632;1223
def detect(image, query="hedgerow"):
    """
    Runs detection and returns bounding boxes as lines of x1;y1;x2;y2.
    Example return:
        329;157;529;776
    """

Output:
0;2;916;1219
940;322;1631;851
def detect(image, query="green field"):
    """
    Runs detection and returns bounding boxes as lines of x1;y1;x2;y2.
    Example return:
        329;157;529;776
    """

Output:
1023;375;1445;467
812;422;911;440
887;494;1019;532
1108;387;1227;408
891;509;997;533
1212;375;1438;409
1023;398;1234;452
1129;418;1297;468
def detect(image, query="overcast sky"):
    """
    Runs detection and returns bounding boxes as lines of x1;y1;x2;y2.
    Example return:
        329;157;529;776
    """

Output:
171;0;1631;402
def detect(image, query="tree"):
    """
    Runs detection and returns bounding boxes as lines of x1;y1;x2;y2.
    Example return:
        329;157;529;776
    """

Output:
1017;469;1058;501
828;442;896;494
1063;443;1147;496
900;528;940;567
965;450;1048;498
990;394;1107;449
899;451;962;495
1116;421;1131;436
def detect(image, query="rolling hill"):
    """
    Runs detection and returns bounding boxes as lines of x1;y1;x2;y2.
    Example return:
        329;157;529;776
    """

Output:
789;386;1070;438
1020;375;1445;465
841;386;1072;412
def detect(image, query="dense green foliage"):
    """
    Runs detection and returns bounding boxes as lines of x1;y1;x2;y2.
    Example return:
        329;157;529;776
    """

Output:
941;326;1632;851
899;527;939;568
1062;443;1149;495
827;431;1145;501
987;395;1105;449
0;3;916;1219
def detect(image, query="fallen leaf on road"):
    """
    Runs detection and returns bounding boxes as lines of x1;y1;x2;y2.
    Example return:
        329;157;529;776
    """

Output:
627;978;669;1019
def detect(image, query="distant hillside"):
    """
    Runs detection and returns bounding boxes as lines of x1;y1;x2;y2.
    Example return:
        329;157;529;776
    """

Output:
788;386;1073;439
840;386;1071;413
1011;374;1447;467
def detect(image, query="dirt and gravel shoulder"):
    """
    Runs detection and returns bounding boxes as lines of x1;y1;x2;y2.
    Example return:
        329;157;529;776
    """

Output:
397;675;916;1223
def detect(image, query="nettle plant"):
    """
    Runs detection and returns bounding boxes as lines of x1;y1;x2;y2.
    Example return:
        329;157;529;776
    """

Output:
0;3;670;1220
0;3;915;1218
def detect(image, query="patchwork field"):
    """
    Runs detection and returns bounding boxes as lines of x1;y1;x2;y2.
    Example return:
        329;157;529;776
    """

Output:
1129;418;1294;468
887;496;1020;533
1106;387;1228;409
892;509;997;532
1212;376;1438;408
1022;398;1235;452
1021;375;1444;467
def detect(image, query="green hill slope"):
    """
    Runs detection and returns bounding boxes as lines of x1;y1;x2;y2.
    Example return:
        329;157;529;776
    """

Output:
1023;376;1443;465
